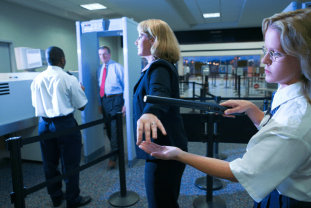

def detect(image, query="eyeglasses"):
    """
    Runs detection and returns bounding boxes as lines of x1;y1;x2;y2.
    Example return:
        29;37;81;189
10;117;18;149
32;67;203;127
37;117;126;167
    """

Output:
262;46;286;62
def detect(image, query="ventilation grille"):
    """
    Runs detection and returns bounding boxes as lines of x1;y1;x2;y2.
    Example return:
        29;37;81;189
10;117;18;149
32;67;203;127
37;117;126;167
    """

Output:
0;83;10;96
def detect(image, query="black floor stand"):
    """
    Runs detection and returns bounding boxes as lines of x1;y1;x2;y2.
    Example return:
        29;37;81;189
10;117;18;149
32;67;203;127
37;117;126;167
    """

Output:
193;195;226;208
195;142;226;190
195;177;223;191
109;191;139;207
193;114;226;208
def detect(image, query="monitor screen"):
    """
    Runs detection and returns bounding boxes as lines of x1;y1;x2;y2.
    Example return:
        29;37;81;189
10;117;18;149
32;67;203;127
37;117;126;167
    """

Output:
15;47;46;70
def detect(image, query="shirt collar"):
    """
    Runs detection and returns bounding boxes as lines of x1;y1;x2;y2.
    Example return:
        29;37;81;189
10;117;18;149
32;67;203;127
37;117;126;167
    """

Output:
47;65;63;71
141;58;158;73
104;60;113;67
272;82;303;110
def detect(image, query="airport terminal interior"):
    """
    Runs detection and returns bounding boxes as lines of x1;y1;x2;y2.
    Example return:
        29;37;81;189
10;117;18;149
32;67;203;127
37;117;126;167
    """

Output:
0;75;267;208
0;0;310;208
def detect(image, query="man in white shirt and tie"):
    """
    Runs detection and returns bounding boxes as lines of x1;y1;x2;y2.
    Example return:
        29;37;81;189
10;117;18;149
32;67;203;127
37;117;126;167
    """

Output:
31;46;91;207
97;46;125;169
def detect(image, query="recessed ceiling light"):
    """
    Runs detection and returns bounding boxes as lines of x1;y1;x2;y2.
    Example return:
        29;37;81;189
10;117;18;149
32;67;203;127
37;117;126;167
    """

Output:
203;13;220;18
80;3;107;10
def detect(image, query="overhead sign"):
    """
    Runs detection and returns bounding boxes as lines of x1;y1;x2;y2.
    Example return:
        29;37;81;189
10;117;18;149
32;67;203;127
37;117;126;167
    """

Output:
81;19;105;33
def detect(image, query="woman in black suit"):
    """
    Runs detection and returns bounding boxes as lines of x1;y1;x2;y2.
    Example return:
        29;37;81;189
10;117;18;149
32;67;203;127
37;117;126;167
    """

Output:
133;19;188;208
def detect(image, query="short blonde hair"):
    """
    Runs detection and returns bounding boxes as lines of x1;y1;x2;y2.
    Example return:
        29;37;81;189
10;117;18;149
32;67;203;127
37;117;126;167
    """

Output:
137;19;180;63
262;9;311;103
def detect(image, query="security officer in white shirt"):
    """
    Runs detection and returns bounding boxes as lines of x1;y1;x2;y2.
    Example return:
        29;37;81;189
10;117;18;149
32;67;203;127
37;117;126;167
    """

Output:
31;46;91;208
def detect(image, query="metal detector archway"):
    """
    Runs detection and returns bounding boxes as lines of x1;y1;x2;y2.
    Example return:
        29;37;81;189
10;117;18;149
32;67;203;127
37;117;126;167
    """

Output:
76;17;140;164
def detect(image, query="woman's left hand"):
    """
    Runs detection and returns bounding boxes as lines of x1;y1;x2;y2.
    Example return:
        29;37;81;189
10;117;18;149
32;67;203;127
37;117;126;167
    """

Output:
139;141;181;160
136;113;167;145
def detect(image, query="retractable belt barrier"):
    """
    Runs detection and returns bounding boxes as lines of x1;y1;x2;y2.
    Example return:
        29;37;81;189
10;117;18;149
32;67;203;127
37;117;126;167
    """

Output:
144;95;258;208
5;112;139;208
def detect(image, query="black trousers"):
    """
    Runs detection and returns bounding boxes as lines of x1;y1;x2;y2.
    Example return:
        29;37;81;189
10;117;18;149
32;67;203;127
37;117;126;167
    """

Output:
254;189;311;208
100;94;124;160
38;114;82;206
145;159;185;208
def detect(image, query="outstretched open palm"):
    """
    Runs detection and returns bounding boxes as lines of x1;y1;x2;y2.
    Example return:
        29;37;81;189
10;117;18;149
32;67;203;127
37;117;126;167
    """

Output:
139;141;180;160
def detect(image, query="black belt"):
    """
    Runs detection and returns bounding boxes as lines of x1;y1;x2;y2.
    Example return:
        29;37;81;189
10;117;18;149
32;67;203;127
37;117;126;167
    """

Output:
102;93;123;98
41;113;73;121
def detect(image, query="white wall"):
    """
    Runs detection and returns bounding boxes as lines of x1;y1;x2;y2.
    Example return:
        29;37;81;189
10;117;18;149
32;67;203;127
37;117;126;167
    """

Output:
0;1;77;72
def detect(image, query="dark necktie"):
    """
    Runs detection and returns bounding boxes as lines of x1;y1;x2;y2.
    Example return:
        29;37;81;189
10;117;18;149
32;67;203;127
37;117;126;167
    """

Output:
270;91;280;116
262;92;280;126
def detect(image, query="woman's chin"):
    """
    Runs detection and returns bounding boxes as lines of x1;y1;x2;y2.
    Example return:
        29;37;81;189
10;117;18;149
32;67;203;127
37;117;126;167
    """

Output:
265;76;274;83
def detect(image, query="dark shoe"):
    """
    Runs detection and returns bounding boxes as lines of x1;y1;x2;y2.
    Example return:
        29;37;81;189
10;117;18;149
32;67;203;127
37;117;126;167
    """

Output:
67;196;92;208
52;195;64;207
108;160;116;169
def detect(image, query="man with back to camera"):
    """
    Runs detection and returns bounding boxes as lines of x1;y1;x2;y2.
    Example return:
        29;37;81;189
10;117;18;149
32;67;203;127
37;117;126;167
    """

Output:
97;45;125;169
31;46;91;207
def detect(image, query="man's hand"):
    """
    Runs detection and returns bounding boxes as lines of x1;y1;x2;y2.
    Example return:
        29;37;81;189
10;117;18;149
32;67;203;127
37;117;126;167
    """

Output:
80;82;85;91
98;106;103;114
122;105;126;116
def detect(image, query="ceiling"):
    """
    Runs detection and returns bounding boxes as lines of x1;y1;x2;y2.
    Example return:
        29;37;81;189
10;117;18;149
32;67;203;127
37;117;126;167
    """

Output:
6;0;298;31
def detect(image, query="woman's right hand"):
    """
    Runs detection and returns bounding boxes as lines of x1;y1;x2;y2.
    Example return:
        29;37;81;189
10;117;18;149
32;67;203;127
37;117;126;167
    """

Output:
220;100;255;115
220;100;264;126
136;113;167;145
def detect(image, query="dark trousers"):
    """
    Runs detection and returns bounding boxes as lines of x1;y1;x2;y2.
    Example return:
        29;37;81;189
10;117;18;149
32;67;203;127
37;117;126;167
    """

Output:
38;114;82;206
145;159;185;208
254;189;311;208
100;94;124;160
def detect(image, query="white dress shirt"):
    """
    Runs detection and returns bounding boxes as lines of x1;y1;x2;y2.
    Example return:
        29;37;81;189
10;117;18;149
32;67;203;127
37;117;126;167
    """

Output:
31;65;88;118
230;82;311;202
98;60;124;95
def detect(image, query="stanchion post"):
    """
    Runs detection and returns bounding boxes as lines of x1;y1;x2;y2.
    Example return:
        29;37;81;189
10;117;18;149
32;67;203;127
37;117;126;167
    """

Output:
193;114;226;208
234;74;237;90
200;88;205;114
116;113;127;196
192;82;196;98
108;112;139;207
238;75;241;98
213;96;220;158
205;75;209;88
6;136;25;208
213;96;227;160
206;114;214;201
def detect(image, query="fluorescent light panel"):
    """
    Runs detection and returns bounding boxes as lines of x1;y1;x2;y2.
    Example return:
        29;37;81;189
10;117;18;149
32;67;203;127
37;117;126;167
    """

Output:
203;12;220;18
80;3;107;10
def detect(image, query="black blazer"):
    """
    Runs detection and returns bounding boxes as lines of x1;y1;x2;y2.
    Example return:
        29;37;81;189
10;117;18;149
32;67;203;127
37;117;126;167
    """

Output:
133;59;188;159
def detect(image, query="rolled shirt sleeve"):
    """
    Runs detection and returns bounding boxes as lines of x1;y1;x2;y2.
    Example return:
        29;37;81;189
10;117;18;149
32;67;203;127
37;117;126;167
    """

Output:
230;128;309;202
69;76;88;110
